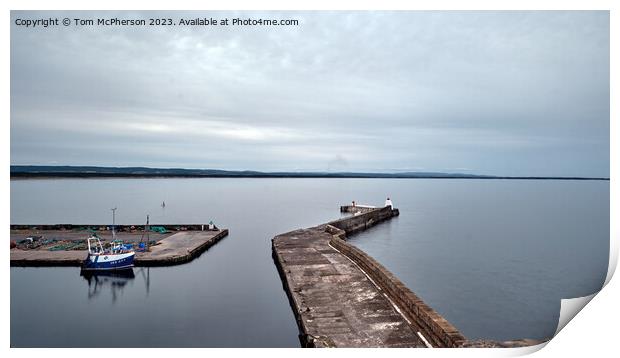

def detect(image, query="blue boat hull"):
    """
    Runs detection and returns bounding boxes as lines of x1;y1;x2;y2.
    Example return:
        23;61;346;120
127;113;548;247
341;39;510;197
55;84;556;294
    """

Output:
82;252;135;271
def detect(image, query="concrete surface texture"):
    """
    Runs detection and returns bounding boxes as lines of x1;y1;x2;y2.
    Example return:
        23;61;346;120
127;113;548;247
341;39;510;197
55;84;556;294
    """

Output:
273;227;426;347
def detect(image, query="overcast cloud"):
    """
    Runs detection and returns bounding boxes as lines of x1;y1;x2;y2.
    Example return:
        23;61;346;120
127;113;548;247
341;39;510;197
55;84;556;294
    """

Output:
10;11;609;176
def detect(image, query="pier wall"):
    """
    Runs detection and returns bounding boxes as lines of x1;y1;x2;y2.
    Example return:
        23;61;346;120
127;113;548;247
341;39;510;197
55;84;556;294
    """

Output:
273;205;467;347
328;230;466;347
339;205;377;214
328;206;399;235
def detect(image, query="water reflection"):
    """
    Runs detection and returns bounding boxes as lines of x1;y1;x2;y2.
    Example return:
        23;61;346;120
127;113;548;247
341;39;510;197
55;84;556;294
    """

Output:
80;269;136;302
135;267;151;296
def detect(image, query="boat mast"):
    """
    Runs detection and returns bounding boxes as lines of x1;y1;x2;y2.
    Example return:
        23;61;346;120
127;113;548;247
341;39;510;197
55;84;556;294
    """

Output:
146;214;150;252
111;207;117;241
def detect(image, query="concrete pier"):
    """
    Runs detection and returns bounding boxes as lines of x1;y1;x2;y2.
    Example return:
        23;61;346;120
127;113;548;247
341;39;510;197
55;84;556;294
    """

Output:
339;204;377;214
136;229;228;266
10;226;228;267
272;206;466;348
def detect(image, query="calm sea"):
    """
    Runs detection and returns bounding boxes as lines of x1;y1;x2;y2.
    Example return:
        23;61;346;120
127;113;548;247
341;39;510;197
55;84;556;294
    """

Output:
10;178;609;347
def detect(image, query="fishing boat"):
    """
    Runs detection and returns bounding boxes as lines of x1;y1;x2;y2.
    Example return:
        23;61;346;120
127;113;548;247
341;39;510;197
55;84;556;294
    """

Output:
82;235;135;271
81;207;135;271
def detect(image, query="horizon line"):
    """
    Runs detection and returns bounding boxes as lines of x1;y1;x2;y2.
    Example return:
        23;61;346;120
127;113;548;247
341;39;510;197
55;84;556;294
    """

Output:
9;164;610;180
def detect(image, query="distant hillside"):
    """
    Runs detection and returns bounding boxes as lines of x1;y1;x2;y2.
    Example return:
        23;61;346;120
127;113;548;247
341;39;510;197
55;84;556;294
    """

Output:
9;165;609;180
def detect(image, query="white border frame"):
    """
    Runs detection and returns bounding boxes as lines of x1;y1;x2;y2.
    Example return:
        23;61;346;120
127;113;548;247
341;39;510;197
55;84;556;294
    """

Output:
4;1;616;358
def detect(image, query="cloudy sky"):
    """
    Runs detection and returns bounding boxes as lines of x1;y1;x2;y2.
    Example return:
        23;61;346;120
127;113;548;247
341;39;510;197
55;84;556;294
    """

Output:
11;11;609;176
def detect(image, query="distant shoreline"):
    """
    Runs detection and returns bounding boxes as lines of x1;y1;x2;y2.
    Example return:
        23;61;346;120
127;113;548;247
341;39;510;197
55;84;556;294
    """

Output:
9;172;610;181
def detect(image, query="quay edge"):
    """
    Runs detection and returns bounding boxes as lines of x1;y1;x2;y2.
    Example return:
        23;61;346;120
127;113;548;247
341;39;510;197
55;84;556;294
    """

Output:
272;205;464;348
10;228;229;267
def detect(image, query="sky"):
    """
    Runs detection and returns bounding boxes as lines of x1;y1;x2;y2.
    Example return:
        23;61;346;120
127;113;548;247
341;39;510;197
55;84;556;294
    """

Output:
10;11;610;176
